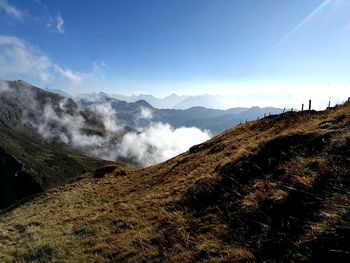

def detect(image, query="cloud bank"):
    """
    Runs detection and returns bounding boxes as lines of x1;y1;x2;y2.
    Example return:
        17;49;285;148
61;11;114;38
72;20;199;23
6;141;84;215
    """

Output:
0;84;210;167
35;100;210;167
117;123;210;167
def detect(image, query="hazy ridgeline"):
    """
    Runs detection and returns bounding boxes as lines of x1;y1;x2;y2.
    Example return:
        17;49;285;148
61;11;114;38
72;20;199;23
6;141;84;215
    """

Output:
0;80;211;167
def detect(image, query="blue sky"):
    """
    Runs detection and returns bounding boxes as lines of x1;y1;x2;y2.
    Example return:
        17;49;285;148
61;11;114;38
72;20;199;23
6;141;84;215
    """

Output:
1;0;350;108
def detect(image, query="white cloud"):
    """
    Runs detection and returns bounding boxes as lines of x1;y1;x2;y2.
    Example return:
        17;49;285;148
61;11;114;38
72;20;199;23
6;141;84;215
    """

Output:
0;79;9;92
0;0;66;34
19;89;210;167
0;0;23;21
35;102;211;166
138;107;153;119
46;13;65;34
116;123;211;166
54;65;83;86
88;102;122;133
0;35;53;82
56;13;64;33
0;35;104;89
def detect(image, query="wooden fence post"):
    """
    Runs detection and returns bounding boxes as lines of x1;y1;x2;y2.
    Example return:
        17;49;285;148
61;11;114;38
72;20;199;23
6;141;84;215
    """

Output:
328;101;331;109
309;100;312;111
302;104;304;111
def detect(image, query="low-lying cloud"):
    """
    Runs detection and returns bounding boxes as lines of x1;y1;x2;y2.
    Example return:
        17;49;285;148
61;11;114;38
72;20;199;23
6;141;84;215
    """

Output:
0;84;211;167
0;80;9;92
116;123;210;167
36;100;210;166
138;107;153;120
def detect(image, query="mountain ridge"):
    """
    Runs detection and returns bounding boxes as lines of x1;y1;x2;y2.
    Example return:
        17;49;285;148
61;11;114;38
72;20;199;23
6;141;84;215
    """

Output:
0;80;113;210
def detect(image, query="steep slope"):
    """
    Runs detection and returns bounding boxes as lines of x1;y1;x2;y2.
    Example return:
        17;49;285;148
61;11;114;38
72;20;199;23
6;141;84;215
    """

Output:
0;80;112;209
0;119;110;210
1;102;350;262
0;80;77;129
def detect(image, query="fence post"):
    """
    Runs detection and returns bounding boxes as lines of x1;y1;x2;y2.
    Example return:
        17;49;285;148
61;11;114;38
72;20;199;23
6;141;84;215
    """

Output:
309;100;312;111
283;107;286;113
302;104;304;111
328;101;331;109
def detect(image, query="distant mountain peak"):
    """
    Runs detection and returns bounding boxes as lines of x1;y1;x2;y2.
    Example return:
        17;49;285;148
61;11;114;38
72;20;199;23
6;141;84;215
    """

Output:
134;99;153;108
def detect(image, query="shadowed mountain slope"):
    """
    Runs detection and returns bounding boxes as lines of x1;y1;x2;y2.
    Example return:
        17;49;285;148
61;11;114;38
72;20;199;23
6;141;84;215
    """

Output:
0;80;112;210
0;119;111;210
0;101;350;262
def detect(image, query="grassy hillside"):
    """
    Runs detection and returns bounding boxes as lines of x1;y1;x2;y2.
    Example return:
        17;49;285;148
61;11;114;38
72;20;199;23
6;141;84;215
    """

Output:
0;122;109;187
0;102;350;262
0;120;111;210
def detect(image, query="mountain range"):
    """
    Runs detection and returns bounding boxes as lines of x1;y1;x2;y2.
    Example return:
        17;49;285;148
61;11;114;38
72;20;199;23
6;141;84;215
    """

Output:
77;90;283;135
66;91;233;110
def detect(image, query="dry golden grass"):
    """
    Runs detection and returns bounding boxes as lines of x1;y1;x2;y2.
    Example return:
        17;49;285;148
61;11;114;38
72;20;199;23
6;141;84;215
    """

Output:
242;181;289;209
1;102;350;262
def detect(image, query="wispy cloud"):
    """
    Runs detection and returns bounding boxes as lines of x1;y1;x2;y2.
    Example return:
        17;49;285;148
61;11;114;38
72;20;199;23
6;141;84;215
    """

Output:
0;0;24;21
0;35;103;88
1;0;66;34
46;12;65;34
0;36;53;82
56;13;64;33
54;66;83;86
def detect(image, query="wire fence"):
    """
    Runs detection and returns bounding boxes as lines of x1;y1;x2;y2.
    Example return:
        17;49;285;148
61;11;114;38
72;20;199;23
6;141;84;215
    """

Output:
243;97;350;124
